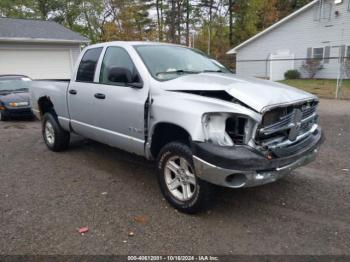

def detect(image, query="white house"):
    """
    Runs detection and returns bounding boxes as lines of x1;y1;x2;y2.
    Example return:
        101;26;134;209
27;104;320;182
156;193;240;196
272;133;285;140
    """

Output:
227;0;350;81
0;17;89;79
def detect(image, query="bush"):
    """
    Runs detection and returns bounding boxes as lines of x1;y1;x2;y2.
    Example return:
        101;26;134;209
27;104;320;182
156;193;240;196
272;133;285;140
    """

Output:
284;70;301;79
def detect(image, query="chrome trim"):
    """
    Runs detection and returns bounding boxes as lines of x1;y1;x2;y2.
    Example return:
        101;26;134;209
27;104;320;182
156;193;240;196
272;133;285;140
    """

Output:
267;124;318;149
260;98;318;114
260;112;317;136
256;102;318;151
58;116;70;122
70;119;145;144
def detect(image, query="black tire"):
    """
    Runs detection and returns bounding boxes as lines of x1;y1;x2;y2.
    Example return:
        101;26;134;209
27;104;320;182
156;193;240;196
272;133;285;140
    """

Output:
157;142;212;214
0;111;8;121
42;112;70;152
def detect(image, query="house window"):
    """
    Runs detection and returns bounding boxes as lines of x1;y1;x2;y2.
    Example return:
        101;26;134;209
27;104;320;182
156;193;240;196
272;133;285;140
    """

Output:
323;3;332;19
346;46;350;59
313;47;325;60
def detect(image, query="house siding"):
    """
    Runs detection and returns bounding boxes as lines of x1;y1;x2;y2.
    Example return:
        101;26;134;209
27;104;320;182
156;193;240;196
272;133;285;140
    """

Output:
235;0;350;79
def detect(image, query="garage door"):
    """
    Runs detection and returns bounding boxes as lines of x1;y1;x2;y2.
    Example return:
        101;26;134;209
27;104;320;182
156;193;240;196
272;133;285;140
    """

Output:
0;49;73;79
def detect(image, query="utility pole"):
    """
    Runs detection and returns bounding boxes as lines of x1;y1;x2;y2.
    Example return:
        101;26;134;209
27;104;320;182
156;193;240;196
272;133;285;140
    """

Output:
207;26;211;55
192;32;195;48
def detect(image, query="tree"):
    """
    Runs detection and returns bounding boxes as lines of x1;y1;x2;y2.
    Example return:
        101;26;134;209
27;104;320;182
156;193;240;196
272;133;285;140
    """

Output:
277;0;313;18
301;59;324;79
0;0;316;65
156;0;164;41
0;0;30;18
34;0;61;19
231;0;262;45
185;0;190;46
258;0;279;30
199;0;217;54
101;0;155;42
228;0;234;45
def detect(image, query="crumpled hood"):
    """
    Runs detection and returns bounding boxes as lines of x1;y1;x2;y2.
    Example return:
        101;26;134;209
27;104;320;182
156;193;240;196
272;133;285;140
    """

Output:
160;73;316;112
0;91;30;105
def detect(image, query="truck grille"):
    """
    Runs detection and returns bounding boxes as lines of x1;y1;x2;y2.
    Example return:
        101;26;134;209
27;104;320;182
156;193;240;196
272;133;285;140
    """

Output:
256;100;318;153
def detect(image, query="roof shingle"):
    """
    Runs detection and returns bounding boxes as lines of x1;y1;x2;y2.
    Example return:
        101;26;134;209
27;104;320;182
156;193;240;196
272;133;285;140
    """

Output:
0;17;89;43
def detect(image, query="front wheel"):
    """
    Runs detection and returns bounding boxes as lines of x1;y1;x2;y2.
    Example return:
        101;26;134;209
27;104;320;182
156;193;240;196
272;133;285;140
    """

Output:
42;113;70;152
157;142;212;214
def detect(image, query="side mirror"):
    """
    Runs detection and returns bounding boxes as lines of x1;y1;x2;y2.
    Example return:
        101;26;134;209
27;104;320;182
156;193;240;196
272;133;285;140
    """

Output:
107;67;143;88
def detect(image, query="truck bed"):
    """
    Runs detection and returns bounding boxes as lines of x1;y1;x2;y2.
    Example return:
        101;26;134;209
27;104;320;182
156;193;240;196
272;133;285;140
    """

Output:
29;80;70;122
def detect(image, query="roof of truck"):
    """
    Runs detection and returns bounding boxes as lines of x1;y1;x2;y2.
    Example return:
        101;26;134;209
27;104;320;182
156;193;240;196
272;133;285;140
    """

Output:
86;41;183;49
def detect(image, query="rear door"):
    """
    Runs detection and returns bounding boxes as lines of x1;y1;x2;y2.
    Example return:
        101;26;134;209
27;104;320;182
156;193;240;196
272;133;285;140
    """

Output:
67;47;103;140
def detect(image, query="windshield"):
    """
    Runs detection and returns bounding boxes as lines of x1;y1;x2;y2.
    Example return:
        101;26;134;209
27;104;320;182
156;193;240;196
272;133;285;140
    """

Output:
0;77;31;93
134;45;231;81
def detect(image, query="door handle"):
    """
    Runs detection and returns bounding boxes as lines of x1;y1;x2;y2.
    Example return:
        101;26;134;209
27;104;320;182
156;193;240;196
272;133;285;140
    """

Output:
69;89;77;95
94;93;106;99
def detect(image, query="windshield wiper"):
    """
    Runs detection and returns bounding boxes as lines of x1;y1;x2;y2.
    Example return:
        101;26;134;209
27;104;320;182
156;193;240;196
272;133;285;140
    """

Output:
13;88;29;92
156;69;201;76
202;69;224;73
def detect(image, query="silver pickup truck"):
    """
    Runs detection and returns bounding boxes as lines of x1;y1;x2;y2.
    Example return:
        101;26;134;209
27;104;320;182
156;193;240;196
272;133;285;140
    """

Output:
30;41;323;213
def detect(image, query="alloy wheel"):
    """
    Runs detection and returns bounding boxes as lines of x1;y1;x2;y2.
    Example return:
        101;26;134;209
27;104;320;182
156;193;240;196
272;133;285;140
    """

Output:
164;156;197;201
45;121;55;145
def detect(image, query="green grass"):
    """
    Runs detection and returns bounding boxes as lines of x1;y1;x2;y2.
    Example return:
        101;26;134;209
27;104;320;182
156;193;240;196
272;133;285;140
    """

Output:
279;79;350;99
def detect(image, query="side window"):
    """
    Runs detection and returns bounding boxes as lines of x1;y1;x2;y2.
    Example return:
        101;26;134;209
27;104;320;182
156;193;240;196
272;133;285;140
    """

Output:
76;47;103;83
99;47;141;85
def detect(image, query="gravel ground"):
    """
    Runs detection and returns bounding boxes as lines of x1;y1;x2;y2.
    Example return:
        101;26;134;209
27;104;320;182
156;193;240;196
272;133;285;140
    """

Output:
0;99;349;255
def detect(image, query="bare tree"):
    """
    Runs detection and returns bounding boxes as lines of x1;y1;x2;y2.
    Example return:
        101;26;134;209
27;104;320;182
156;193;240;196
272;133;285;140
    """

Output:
301;59;324;79
228;0;234;45
156;0;164;41
185;0;190;46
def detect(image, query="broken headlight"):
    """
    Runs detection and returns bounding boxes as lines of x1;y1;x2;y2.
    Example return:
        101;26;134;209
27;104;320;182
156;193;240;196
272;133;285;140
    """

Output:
202;113;247;146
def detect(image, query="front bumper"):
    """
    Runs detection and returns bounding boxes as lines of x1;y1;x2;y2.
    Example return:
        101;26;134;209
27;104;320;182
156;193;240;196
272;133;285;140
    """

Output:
192;127;324;188
1;107;33;118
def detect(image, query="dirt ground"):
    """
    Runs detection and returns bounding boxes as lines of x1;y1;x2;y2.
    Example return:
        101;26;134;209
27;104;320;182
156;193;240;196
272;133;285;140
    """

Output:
0;99;349;255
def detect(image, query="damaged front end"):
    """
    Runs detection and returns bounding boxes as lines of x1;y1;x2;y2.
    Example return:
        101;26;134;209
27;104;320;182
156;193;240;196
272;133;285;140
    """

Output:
185;90;324;188
255;100;320;158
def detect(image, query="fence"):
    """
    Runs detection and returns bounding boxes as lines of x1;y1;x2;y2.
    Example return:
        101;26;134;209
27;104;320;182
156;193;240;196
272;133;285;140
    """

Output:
220;56;350;100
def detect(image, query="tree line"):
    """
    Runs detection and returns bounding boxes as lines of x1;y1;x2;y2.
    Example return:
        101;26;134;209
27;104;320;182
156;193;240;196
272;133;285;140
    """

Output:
0;0;312;64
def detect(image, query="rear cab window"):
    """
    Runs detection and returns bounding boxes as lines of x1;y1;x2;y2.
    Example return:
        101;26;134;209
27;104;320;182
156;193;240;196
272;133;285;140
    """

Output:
76;47;103;82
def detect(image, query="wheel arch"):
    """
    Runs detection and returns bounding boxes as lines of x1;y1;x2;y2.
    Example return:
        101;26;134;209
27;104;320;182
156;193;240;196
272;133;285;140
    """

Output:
149;122;193;159
38;96;56;118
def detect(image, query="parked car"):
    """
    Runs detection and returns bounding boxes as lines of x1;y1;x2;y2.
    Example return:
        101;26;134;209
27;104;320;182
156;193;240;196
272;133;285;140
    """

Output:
30;42;324;213
0;75;33;121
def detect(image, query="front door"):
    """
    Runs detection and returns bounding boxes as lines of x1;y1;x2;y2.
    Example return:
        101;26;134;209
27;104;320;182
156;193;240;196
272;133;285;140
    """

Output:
91;46;148;156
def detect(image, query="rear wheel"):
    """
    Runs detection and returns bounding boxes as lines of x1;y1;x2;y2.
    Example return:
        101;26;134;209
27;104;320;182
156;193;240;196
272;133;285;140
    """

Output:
42;113;70;151
157;142;212;214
